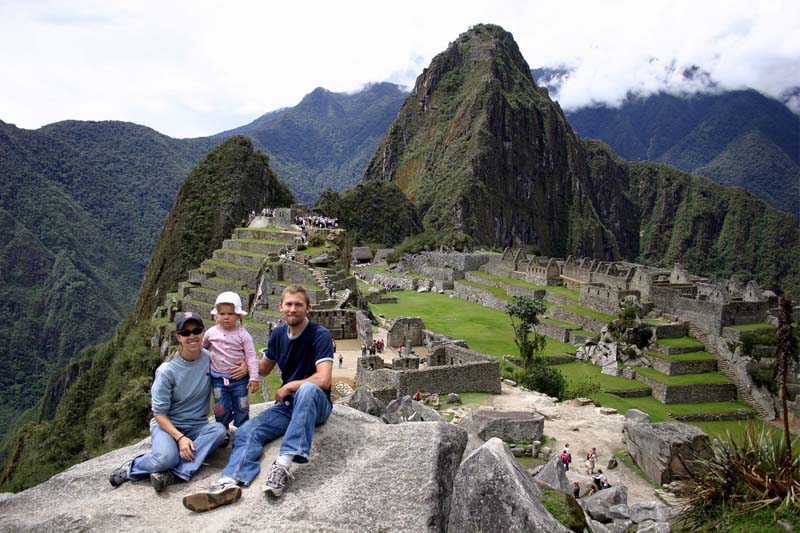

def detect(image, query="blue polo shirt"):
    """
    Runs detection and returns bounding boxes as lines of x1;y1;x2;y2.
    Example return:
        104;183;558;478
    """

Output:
265;320;334;399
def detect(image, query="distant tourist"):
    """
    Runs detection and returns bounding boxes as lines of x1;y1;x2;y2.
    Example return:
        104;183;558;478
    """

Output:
204;292;259;435
587;447;597;474
338;354;343;368
592;470;606;491
183;285;334;512
572;480;581;499
108;312;227;492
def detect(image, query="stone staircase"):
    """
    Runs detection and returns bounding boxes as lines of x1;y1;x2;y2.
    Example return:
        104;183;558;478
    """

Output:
688;323;775;419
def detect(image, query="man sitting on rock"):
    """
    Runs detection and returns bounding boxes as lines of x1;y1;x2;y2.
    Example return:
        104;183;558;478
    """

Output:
109;311;227;493
183;284;334;512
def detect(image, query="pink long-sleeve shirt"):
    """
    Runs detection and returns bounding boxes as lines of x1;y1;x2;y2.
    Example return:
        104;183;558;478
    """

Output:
202;325;259;382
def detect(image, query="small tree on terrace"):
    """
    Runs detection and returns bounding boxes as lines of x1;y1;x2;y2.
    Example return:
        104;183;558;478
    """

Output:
774;296;799;478
506;296;547;372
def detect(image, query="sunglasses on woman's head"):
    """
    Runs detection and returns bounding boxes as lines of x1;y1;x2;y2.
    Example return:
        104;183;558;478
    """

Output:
177;327;204;337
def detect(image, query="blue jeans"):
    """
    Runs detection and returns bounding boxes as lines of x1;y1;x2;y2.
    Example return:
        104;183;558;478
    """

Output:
129;421;227;481
212;376;250;428
222;381;332;485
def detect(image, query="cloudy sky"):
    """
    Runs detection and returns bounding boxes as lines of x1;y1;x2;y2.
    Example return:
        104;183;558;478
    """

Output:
1;0;798;138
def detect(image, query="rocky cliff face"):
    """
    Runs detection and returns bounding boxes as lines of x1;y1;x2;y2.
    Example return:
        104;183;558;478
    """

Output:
362;24;629;257
361;24;800;295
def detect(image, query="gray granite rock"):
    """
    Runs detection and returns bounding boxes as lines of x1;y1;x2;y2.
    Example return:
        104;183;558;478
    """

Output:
382;395;446;424
0;404;467;533
624;419;712;485
447;438;569;533
625;408;651;424
347;386;384;418
629;501;679;523
580;485;628;523
458;410;544;443
607;503;630;520
637;520;672;532
533;456;571;493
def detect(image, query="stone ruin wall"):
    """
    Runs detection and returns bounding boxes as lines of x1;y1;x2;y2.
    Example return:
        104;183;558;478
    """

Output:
385;317;426;347
354;345;501;400
579;285;641;316
405;251;494;273
355;310;373;345
452;281;509;312
308;309;358;340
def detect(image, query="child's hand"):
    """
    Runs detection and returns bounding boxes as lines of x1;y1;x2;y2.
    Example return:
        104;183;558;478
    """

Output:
248;380;260;393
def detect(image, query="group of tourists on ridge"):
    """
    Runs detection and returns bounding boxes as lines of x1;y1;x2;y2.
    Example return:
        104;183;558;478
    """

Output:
109;281;335;513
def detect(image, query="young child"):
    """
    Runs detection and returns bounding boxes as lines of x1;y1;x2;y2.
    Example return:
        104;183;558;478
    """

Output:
203;292;259;431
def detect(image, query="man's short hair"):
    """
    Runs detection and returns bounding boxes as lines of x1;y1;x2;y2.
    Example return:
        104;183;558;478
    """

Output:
281;284;310;305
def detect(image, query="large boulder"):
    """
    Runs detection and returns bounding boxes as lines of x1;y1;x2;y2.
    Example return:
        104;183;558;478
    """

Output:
381;395;446;424
580;485;628;523
347;386;384;417
0;404;467;532
458;410;544;443
533;456;571;493
624;419;712;485
447;438;569;532
629;501;679;524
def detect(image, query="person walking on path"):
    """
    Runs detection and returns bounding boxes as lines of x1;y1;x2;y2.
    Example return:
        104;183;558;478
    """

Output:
587;447;597;474
109;312;227;493
183;284;334;512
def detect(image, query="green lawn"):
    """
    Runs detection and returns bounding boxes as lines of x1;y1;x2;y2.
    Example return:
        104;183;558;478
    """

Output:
466;271;579;301
554;361;650;391
459;280;512;301
634;366;732;385
656;337;705;349
557;304;612;323
647;350;716;361
370;291;575;357
233;238;289;246
727;322;775;332
591;393;752;421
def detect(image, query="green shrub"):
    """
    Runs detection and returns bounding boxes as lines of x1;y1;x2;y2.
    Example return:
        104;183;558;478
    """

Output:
518;358;567;400
566;376;600;400
742;332;777;358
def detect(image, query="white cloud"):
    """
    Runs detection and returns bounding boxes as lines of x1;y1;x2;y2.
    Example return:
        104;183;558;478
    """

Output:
0;0;797;137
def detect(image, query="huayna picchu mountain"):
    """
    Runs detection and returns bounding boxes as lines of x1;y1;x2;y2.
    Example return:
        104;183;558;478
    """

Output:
360;24;800;296
0;136;293;492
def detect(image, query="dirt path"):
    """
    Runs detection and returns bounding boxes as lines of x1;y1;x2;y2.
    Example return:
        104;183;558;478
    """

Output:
490;383;659;503
332;331;659;503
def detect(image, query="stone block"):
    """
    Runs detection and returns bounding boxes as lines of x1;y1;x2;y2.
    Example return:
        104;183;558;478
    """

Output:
623;420;712;485
458;411;544;444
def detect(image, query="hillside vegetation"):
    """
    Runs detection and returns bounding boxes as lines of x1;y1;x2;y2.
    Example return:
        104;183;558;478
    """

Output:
0;137;293;492
0;120;217;438
563;90;800;218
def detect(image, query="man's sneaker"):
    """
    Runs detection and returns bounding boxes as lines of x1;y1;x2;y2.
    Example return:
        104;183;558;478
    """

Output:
220;432;231;448
263;461;293;498
150;470;174;493
109;460;132;488
182;480;241;513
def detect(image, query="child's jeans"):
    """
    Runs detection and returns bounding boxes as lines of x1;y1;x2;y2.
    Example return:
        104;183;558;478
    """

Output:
211;375;250;428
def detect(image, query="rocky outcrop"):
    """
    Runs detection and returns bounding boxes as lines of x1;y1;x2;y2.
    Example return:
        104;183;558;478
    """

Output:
347;386;384;417
0;405;467;532
623;414;713;485
447;438;569;532
580;485;628;523
458;410;544;443
533;456;571;493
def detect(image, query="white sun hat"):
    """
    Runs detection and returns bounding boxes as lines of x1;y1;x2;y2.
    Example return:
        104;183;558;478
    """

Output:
211;291;248;316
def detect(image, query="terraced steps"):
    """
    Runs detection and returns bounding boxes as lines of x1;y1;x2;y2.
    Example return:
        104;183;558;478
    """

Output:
212;248;270;269
223;238;289;255
654;336;705;355
646;351;718;376
233;227;299;242
201;259;259;286
632;366;736;404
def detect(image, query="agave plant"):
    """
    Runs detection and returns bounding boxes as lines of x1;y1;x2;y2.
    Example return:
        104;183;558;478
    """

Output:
677;424;800;531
